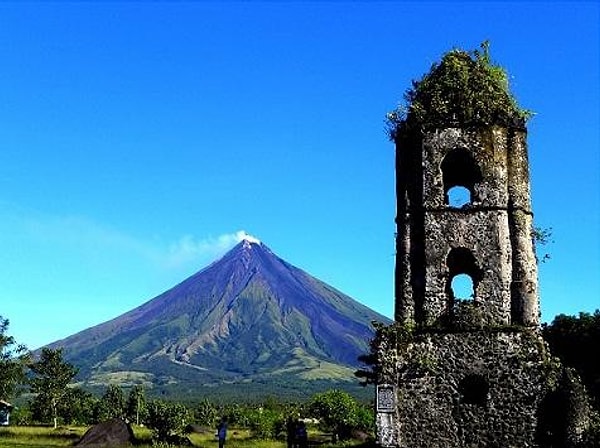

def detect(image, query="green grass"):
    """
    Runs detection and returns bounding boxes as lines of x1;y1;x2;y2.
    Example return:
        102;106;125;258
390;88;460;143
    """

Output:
0;426;83;447
0;426;366;448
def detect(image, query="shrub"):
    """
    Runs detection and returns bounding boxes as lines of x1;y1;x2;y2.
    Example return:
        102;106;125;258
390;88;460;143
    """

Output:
309;390;359;441
246;407;283;439
146;400;191;442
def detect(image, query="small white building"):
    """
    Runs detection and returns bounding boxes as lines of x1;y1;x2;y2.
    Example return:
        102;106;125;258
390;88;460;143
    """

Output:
0;400;13;426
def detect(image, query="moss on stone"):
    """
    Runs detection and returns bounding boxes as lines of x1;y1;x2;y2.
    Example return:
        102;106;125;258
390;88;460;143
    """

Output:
387;42;532;139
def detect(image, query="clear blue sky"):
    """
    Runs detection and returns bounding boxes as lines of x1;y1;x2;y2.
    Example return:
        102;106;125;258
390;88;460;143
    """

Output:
0;2;598;349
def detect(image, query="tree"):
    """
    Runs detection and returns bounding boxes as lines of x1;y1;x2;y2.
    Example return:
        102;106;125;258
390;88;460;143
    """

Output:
29;347;78;428
126;385;147;426
309;389;359;441
0;316;29;401
194;398;218;427
97;384;126;421
57;387;97;426
543;310;600;410
146;399;191;443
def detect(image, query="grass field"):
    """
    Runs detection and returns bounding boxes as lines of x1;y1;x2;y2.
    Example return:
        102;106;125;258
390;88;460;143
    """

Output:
0;425;358;448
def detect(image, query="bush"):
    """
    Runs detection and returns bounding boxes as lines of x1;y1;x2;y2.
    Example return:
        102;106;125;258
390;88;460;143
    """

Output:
386;41;531;139
246;407;283;439
194;398;219;427
354;404;375;434
309;390;360;441
10;406;32;426
146;400;191;442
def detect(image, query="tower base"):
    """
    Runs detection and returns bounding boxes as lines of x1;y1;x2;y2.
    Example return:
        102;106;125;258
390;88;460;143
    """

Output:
375;325;591;448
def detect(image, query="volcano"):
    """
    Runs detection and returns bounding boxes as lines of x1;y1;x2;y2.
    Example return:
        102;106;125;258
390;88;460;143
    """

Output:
49;238;390;397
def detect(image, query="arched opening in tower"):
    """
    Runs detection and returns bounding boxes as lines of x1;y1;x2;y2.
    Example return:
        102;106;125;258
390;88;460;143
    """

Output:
451;273;475;299
446;247;482;302
441;148;483;207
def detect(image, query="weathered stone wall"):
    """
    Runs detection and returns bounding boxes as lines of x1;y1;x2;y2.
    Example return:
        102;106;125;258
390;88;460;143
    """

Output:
385;122;555;447
421;127;510;209
377;329;552;448
423;209;512;326
395;126;539;327
507;129;539;326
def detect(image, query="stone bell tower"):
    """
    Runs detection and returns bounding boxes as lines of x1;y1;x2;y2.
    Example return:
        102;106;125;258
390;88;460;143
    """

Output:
395;124;539;328
375;47;559;448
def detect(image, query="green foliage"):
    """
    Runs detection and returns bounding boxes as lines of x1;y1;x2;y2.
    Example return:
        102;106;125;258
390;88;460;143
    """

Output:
246;407;282;439
96;384;126;421
58;387;97;425
0;316;30;400
30;386;98;426
193;398;219;427
353;404;375;434
146;399;191;442
127;385;148;426
356;321;414;386
309;389;360;441
28;347;78;428
8;406;31;426
533;225;554;263
542;310;600;410
387;41;532;138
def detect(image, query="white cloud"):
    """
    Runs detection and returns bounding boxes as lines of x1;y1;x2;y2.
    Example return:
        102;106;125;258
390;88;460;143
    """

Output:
1;203;258;272
165;230;253;268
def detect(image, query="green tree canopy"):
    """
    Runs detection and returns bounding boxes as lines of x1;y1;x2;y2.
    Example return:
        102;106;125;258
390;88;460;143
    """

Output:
194;398;219;427
146;399;191;443
309;389;359;441
0;316;30;401
126;385;147;426
543;310;600;410
97;384;126;421
29;347;78;428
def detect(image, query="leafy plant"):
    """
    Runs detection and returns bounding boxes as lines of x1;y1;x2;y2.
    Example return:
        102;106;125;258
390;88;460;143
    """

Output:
28;347;78;429
542;310;600;410
356;321;414;386
0;316;30;401
58;387;98;426
533;225;554;263
194;398;219;427
127;385;148;426
246;407;282;440
387;41;532;139
146;399;191;443
309;389;360;441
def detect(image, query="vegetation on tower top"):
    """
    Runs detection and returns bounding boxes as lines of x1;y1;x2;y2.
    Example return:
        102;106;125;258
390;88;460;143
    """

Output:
387;42;532;139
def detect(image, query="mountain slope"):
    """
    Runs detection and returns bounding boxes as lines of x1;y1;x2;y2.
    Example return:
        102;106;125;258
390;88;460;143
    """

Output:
50;239;391;392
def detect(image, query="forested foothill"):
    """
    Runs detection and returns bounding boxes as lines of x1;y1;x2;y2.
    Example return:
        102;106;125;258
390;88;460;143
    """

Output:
1;316;375;447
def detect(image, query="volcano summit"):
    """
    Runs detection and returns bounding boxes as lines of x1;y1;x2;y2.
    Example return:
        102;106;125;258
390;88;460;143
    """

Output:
50;238;390;398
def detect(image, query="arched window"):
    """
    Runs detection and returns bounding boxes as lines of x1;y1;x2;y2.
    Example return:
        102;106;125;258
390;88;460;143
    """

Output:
446;247;482;301
458;374;489;406
441;149;482;207
451;273;475;300
447;186;471;207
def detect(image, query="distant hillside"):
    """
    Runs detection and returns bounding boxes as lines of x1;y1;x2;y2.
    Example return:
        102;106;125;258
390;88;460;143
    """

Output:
48;238;391;399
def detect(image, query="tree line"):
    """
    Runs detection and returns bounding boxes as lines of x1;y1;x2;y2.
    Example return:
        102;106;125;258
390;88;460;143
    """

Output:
3;311;599;443
0;315;373;443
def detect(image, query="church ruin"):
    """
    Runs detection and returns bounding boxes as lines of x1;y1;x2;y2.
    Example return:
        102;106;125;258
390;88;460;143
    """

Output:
374;45;592;448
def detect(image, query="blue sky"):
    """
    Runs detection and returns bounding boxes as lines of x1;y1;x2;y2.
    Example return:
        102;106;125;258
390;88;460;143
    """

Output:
0;2;598;349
